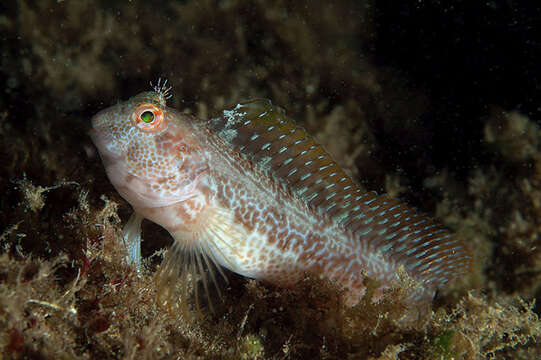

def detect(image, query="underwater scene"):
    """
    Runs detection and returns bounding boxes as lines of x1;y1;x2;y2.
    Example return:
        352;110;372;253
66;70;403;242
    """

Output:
1;1;541;359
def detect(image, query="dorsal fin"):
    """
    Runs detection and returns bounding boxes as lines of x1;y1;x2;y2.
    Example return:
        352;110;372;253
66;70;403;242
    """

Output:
209;99;471;287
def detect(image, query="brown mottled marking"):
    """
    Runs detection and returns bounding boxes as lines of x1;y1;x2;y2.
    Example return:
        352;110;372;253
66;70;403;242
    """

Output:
91;90;471;320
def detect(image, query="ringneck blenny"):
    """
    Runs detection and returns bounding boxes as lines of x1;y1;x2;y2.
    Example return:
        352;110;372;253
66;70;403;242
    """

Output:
90;81;471;318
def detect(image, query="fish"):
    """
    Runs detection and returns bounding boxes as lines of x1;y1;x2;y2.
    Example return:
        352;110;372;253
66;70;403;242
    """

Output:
89;81;472;318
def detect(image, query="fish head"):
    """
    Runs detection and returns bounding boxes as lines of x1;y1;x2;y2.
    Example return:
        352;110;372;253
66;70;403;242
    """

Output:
90;91;206;209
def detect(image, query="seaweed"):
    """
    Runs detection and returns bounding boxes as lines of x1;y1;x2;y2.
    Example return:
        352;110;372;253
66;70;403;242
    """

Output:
1;0;540;358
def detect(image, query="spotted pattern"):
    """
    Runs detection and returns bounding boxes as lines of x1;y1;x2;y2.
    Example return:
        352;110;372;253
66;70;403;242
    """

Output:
207;98;472;303
91;91;472;313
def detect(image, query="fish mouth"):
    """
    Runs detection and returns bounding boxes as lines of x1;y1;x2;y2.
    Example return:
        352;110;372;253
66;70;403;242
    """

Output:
89;127;122;163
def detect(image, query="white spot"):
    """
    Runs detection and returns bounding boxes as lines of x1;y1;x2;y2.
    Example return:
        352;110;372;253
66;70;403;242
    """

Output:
358;228;373;236
259;156;272;171
326;202;337;211
219;128;238;143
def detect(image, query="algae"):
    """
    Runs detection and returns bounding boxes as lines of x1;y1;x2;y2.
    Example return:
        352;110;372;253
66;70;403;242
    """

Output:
1;0;541;358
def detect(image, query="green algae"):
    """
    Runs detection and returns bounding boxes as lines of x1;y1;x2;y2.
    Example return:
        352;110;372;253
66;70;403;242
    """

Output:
429;330;456;359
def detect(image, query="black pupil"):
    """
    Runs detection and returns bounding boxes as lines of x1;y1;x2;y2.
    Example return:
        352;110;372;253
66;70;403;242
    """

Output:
141;111;154;123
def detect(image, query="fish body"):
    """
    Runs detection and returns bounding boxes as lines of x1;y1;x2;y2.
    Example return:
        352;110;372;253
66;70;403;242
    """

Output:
90;87;471;313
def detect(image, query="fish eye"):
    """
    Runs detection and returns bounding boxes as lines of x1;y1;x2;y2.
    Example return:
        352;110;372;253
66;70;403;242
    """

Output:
135;104;164;131
141;110;155;123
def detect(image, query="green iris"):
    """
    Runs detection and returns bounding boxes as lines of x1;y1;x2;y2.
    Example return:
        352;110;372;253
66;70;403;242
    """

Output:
141;111;155;123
